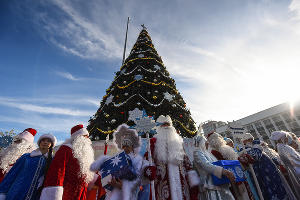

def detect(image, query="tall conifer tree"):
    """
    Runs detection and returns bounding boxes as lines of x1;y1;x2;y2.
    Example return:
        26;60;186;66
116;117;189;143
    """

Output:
88;27;197;140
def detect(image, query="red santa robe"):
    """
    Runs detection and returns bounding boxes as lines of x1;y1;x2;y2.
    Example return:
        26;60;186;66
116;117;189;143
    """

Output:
40;144;88;200
146;137;198;200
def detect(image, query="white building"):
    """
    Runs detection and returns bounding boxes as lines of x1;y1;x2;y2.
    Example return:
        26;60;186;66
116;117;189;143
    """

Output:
201;101;300;148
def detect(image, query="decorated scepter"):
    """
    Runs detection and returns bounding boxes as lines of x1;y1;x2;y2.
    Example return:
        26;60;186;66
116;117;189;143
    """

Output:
129;108;156;200
146;131;156;200
104;134;109;155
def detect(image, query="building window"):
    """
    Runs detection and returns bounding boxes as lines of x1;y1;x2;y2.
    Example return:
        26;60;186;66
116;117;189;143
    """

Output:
272;115;288;131
246;125;258;138
281;111;300;133
254;122;267;139
263;119;276;133
282;112;292;123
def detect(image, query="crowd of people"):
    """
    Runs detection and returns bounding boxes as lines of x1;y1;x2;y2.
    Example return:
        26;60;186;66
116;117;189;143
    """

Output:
0;115;300;200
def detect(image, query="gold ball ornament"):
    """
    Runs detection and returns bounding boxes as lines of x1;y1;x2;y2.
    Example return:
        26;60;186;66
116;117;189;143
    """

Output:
153;96;157;99
105;114;110;118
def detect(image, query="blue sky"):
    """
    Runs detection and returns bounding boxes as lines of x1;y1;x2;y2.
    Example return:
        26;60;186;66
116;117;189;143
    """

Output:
1;0;300;143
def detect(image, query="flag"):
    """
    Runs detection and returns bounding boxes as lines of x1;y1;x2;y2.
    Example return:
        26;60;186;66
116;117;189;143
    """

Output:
99;151;137;190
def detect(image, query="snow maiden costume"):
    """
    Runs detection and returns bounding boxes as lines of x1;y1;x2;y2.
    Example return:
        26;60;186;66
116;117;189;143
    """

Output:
271;131;300;199
90;124;151;200
40;124;95;200
0;128;36;183
193;135;235;200
0;133;56;200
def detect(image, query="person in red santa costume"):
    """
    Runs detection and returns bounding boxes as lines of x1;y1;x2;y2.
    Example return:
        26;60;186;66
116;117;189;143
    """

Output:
0;128;37;183
146;115;198;200
40;124;95;200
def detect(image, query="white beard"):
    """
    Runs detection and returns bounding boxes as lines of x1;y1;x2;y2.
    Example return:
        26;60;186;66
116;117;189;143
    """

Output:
208;135;238;160
218;145;238;160
0;140;35;173
154;126;184;164
72;136;95;183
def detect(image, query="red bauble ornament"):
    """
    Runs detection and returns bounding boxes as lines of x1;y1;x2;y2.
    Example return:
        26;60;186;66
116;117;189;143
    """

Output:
121;111;124;114
180;114;183;118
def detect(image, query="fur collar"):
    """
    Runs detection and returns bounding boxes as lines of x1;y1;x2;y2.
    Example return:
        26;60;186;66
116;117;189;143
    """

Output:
30;149;48;158
61;138;73;149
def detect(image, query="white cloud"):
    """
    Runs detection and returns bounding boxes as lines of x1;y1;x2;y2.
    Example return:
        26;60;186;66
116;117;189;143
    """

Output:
16;0;300;126
0;97;94;116
30;0;123;60
55;71;79;81
289;0;300;20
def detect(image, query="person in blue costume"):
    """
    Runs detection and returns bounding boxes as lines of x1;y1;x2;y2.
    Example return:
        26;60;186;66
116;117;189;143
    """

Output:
239;133;296;200
0;133;57;200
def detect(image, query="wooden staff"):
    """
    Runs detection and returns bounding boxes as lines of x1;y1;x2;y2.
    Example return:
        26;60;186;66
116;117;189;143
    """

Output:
249;164;264;200
146;132;156;200
104;134;109;155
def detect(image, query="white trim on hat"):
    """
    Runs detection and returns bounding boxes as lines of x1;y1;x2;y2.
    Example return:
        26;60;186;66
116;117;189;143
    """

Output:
241;133;254;142
37;134;57;146
71;127;89;139
17;131;34;143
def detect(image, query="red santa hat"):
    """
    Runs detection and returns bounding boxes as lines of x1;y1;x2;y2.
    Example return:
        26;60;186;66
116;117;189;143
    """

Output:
16;128;37;143
71;124;89;139
37;134;57;146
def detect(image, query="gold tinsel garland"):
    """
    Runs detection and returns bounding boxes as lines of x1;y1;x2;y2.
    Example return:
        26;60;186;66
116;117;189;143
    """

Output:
97;128;116;134
120;57;164;70
117;80;137;89
103;79;178;99
94;119;196;136
173;119;197;135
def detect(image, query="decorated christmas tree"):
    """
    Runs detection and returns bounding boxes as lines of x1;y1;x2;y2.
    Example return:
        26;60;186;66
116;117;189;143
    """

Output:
88;26;197;140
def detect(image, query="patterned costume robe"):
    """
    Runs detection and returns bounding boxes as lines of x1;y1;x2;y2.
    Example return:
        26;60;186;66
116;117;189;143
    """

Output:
147;137;198;200
0;149;47;200
40;144;88;200
242;147;294;200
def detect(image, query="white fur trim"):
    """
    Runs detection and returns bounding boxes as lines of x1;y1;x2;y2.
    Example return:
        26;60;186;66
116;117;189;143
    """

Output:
213;165;223;179
40;186;63;200
30;149;48;158
168;163;183;200
71;128;89;139
88;173;99;190
62;143;72;149
0;194;6;200
90;155;110;172
17;131;34;143
38;134;57;146
241;133;254;142
156;115;173;126
187;170;200;187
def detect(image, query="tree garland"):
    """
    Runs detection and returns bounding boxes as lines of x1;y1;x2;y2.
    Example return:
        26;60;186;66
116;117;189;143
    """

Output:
120;57;164;70
173;119;197;135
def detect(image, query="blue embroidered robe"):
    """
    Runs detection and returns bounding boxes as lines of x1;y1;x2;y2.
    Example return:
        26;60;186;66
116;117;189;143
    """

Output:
245;147;289;200
0;150;47;200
